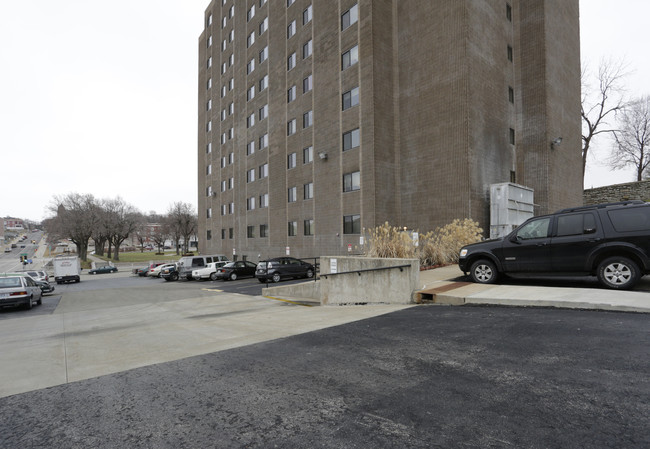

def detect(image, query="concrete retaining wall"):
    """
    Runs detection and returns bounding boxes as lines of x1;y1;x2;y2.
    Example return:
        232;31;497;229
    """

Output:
583;180;650;205
319;257;419;305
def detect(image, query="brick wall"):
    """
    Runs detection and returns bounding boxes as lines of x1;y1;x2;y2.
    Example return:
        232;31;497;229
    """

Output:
583;180;650;205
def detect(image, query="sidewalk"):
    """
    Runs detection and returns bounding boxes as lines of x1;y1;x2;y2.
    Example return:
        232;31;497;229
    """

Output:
418;265;650;313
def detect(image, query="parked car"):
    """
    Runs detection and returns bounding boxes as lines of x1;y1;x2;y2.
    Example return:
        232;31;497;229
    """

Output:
214;261;258;281
88;265;118;275
0;275;42;309
192;261;228;281
149;263;177;278
133;266;149;276
178;254;229;280
256;257;315;283
20;270;48;282
2;272;54;296
459;200;650;290
161;265;180;282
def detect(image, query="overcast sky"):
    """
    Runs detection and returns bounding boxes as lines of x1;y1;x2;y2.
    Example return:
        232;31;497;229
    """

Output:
1;1;648;222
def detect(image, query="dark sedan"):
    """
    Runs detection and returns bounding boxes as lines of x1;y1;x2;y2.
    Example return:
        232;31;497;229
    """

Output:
214;261;258;281
255;257;315;283
88;265;118;275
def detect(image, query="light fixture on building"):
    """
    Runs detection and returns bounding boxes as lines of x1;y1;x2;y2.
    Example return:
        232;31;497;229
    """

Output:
318;151;328;160
551;137;563;150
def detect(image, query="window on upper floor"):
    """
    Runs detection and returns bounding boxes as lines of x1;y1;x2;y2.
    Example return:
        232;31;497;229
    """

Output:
259;133;269;150
287;52;296;70
288;85;296;102
304;219;314;236
343;128;360;151
247;141;255;155
247;58;255;74
247;168;256;183
259;193;269;208
259;46;268;63
342;4;358;30
248;4;256;21
259;17;268;35
247;113;255;128
304;182;313;200
259;163;268;178
259;74;269;91
343;171;361;192
303;39;312;59
509;86;514;103
507;45;513;62
303;74;312;93
506;3;512;21
303;145;313;164
288;221;297;236
287;152;297;169
248;85;255;101
342;45;359;70
287;119;297;136
342;87;359;110
303;5;312;24
248;31;255;48
260;224;268;237
343;214;361;234
288;187;297;203
303;110;313;128
259;104;268;120
288;20;296;38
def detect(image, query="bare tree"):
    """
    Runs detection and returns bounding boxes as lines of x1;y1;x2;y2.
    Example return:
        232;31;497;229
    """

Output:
581;59;628;179
610;96;650;181
46;193;98;261
104;197;142;261
167;202;197;255
151;222;170;253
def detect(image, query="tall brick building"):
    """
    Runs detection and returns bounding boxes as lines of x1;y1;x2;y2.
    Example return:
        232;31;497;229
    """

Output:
197;0;582;260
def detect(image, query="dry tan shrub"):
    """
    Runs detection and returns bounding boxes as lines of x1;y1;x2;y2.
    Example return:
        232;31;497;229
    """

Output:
363;219;483;267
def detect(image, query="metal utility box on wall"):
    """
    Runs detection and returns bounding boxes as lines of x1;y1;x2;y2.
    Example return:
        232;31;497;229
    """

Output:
490;183;535;239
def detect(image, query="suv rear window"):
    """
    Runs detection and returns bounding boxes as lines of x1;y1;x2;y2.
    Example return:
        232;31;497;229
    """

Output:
608;207;650;232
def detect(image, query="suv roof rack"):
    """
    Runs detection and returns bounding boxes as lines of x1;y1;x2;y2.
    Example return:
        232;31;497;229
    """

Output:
555;200;645;214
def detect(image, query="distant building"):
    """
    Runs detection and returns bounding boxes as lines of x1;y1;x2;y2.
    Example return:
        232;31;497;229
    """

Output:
4;217;25;231
197;0;582;260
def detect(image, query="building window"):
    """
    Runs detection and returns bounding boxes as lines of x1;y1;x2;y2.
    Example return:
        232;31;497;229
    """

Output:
207;164;212;175
207;186;213;196
247;226;255;238
287;119;297;136
221;228;226;240
229;177;234;189
229;5;234;18
247;168;256;183
260;224;268;237
228;127;233;140
208;35;212;48
221;108;226;121
303;5;312;24
207;99;212;111
229;53;234;66
222;39;226;51
247;58;255;74
287;52;296;70
221;180;227;192
247;141;255;155
259;46;268;63
287;152;297;169
259;193;269;207
343;128;360;151
221;204;227;215
343;171;361;192
207;208;212;218
207;230;212;241
303;39;312;59
287;20;296;38
221;133;226;144
341;4;358;30
507;45;513;62
288;187;297;203
260;0;267;6
247;197;256;210
259;104;268;120
259;74;269;91
508;86;514;103
259;17;268;35
229;152;234;164
221;62;226;74
207;78;212;90
229;228;234;239
304;182;313;200
288;85;297;102
304;219;314;236
303;74;312;93
207;56;212;68
506;3;512;21
247;31;255;47
248;4;256;21
287;0;295;6
229;78;234;90
222;16;226;29
259;163;268;178
229;102;234;114
303;146;313;164
207;13;212;27
342;45;359;70
303;110;313;128
342;87;359;110
509;128;515;145
288;221;298;236
221;156;227;168
229;202;234;214
248;85;255;101
206;120;212;132
510;170;516;183
247;113;255;128
206;142;212;154
259;133;269;149
343;214;361;234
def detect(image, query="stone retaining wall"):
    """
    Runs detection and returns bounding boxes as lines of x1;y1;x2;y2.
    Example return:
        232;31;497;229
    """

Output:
583;180;650;205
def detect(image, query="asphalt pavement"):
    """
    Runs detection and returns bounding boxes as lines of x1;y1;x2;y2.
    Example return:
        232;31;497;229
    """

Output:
1;306;648;448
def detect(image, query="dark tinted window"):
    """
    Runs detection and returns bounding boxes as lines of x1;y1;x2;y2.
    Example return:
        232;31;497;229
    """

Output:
557;213;597;237
515;217;551;240
192;258;205;267
608;207;650;232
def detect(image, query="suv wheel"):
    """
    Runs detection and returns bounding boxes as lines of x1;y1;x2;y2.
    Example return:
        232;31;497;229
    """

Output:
597;257;640;290
469;259;498;284
305;268;314;279
230;272;238;281
210;272;218;281
272;272;281;283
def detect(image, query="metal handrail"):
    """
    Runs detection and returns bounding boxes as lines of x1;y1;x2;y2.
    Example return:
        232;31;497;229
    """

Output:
319;264;412;279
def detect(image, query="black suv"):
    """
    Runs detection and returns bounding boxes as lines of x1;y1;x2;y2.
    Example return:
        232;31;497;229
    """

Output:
256;257;315;283
459;201;650;290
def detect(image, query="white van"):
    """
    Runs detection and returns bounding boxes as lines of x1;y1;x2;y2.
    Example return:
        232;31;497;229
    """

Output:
178;254;229;280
